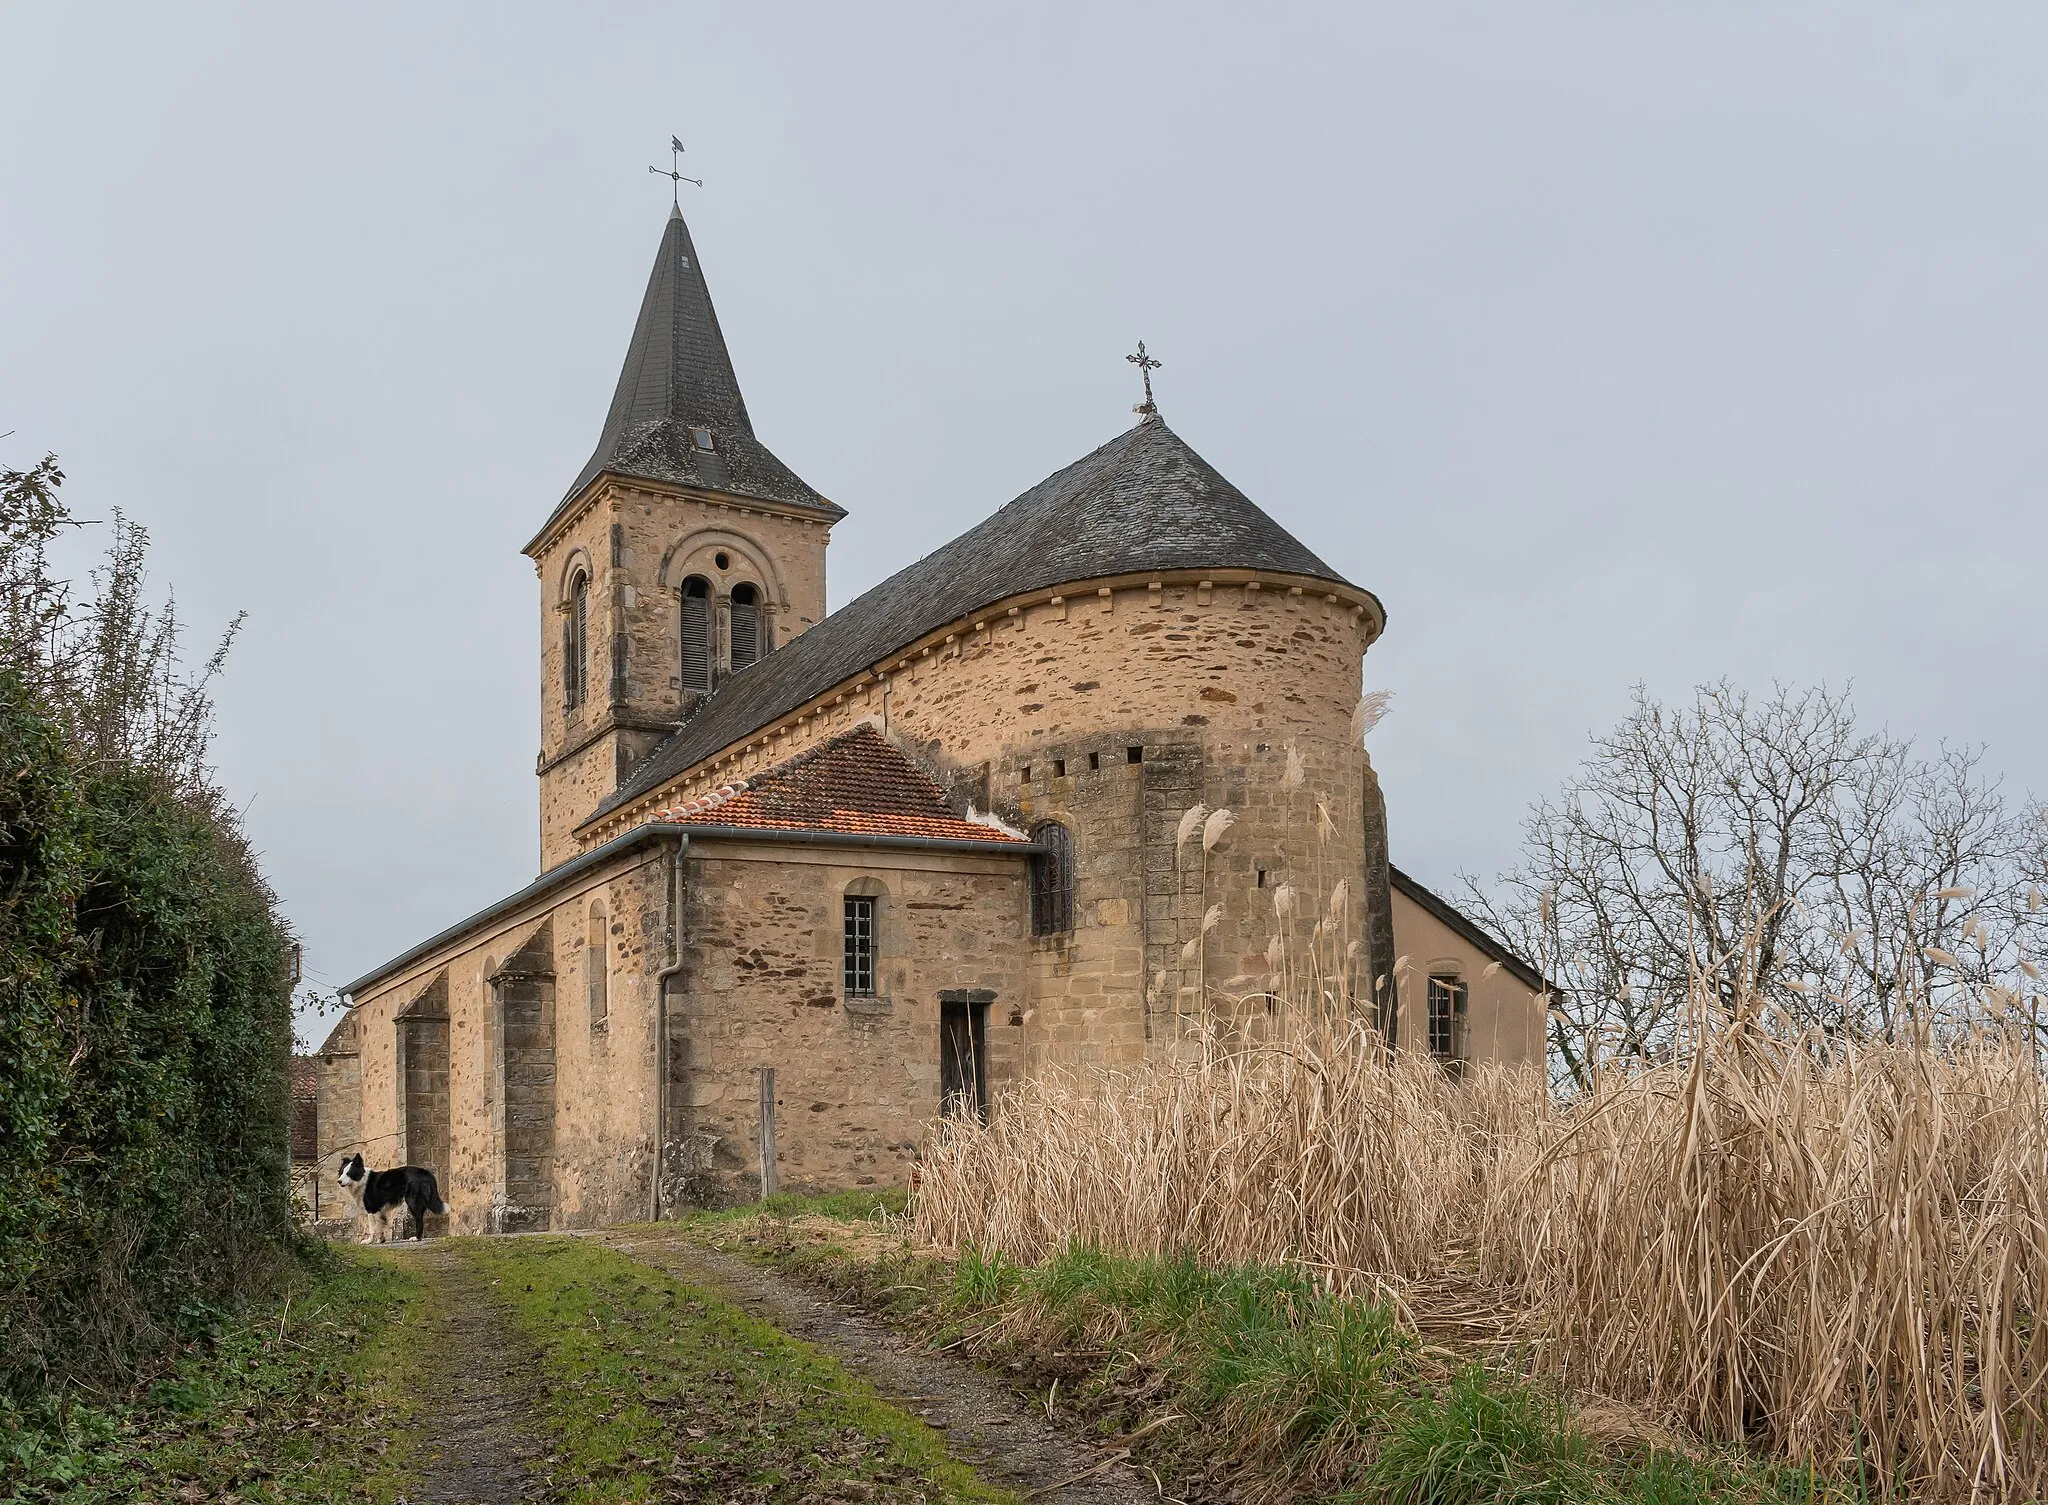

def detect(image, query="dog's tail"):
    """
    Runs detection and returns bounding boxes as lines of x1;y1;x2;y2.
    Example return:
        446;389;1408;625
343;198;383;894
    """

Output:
426;1170;448;1216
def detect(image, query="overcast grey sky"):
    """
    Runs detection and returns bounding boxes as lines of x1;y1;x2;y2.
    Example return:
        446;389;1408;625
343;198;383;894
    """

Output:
4;4;2045;1044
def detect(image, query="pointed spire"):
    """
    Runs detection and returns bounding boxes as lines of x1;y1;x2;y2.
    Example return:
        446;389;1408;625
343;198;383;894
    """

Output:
555;209;839;517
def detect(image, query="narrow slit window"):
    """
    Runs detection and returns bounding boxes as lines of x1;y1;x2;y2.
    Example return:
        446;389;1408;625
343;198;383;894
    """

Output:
1127;745;1143;764
564;570;589;710
843;895;876;996
1427;975;1467;1061
587;903;609;1026
1030;822;1074;937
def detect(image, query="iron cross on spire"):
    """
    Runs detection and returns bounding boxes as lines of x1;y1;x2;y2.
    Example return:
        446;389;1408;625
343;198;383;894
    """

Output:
1127;340;1163;418
648;135;704;207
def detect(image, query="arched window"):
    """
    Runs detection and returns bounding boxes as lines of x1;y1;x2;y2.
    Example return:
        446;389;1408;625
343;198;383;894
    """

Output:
730;582;761;671
586;901;608;1026
679;576;711;692
563;570;589;711
1029;822;1074;937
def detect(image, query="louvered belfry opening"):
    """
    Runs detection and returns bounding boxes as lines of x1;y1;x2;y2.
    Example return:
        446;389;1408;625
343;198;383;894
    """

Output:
729;582;761;671
679;577;711;691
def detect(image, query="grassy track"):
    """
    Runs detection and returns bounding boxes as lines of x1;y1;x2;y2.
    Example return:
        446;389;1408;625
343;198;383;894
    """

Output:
460;1234;1016;1503
703;1197;1872;1505
1;1246;426;1505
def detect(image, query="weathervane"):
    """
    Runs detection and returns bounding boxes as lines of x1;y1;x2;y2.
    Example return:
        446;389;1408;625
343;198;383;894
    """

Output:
1127;340;1162;418
648;135;703;206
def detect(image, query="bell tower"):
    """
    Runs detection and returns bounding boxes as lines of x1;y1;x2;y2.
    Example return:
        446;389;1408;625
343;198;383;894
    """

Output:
524;205;844;870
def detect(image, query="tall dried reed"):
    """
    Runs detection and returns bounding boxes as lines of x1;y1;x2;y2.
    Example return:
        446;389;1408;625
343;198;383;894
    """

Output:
915;1003;2048;1496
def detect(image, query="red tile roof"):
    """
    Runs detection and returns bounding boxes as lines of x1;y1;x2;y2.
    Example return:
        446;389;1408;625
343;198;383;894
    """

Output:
649;724;1026;844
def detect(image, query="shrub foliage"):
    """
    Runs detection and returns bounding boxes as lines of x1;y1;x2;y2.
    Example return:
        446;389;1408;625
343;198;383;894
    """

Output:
0;455;293;1399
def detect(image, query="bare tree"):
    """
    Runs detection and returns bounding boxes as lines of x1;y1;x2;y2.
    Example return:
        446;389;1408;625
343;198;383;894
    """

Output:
1464;683;2045;1086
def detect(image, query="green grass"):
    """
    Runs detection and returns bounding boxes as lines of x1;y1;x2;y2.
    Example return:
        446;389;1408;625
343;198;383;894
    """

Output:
458;1233;1014;1503
678;1187;910;1227
1;1244;426;1505
719;1210;1873;1504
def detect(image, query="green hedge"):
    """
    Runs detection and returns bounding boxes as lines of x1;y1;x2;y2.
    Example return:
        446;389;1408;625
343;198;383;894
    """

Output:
0;668;294;1398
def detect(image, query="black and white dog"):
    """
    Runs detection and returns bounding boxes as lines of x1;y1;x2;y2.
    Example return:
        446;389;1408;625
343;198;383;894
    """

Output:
336;1152;446;1243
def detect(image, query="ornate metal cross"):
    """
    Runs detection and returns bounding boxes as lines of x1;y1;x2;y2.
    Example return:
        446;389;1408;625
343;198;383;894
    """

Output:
649;135;704;206
1127;340;1162;416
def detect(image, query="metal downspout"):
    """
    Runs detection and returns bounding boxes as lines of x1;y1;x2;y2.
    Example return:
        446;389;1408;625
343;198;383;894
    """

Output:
649;834;690;1221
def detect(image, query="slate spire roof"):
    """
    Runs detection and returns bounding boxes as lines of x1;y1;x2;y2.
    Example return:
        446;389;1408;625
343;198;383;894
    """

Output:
592;414;1374;825
546;205;841;526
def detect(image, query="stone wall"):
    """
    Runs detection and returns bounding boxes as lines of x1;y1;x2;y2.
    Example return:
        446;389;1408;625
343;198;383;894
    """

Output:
314;1011;361;1220
582;576;1387;1065
665;839;1027;1202
530;478;833;867
338;846;673;1234
396;974;451;1235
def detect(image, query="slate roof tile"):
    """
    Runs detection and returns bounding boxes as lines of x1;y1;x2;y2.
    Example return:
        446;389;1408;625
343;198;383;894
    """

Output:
532;206;842;543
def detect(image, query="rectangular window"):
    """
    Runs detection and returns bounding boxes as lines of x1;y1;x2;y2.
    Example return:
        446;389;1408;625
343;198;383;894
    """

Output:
843;896;876;996
1427;975;1467;1061
939;997;989;1122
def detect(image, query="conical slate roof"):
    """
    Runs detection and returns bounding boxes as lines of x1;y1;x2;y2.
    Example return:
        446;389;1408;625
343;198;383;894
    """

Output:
592;416;1368;822
546;205;840;526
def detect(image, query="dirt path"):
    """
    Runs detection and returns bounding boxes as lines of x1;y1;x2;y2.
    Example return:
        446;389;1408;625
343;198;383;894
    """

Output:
402;1243;548;1504
604;1228;1157;1505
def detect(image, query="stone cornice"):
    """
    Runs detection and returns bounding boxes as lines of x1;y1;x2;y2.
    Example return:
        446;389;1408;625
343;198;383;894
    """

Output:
536;710;683;776
524;472;835;564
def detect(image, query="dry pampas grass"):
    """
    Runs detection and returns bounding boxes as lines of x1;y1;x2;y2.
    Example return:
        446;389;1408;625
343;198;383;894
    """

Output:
916;976;2048;1497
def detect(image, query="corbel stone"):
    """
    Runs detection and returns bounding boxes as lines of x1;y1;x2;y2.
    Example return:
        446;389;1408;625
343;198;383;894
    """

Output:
1197;580;1213;606
1148;581;1163;609
1098;587;1113;613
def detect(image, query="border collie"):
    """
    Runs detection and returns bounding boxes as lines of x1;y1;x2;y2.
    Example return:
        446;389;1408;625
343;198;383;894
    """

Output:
336;1152;447;1243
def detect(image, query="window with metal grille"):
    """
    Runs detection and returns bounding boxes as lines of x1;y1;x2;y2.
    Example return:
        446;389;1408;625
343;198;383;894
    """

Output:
1427;975;1467;1060
679;577;711;690
730;583;761;671
1030;822;1074;937
563;571;589;710
843;895;876;995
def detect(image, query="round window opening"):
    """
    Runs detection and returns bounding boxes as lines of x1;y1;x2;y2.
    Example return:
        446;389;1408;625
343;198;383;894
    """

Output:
714;551;731;571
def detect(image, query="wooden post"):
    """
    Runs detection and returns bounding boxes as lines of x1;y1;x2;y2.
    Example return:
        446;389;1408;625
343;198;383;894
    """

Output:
757;1067;778;1200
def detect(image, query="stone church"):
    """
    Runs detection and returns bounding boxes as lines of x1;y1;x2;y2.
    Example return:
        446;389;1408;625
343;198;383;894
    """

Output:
320;204;1543;1231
